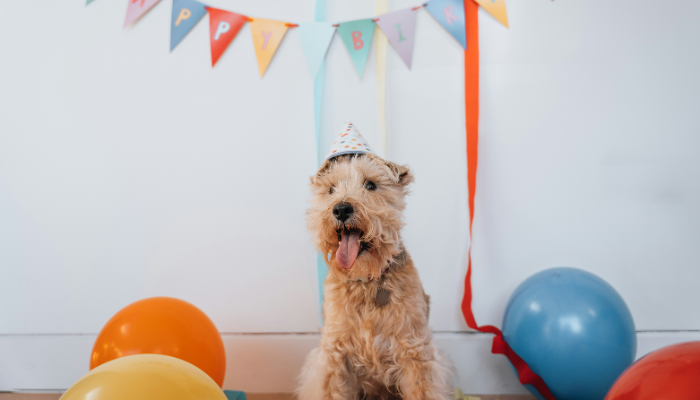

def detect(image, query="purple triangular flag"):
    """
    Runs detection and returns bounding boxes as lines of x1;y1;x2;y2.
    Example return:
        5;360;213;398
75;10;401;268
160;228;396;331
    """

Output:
376;7;418;69
124;0;161;27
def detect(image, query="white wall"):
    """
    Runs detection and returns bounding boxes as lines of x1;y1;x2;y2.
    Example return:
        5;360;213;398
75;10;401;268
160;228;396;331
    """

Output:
0;0;699;393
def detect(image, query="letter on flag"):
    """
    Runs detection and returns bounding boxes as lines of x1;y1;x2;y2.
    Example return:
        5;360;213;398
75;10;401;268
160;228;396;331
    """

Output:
170;0;208;51
375;7;418;69
124;0;162;27
249;19;290;77
296;22;336;79
336;19;376;78
424;0;466;49
474;0;509;28
207;7;246;67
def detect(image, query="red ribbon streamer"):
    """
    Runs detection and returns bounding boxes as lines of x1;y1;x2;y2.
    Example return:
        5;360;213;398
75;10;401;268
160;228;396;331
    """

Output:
461;2;556;399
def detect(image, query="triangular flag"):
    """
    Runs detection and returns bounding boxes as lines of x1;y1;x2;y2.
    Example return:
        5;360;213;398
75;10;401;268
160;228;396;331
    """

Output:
297;22;336;79
124;0;162;28
424;0;466;49
337;19;376;78
474;0;509;28
86;0;96;5
170;0;208;51
207;7;246;67
249;18;290;78
375;7;418;69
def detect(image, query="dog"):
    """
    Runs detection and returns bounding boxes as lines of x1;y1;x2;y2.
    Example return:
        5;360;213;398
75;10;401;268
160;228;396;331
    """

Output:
298;151;453;400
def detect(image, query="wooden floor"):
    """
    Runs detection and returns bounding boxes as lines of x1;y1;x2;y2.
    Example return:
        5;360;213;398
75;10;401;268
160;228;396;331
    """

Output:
0;394;535;400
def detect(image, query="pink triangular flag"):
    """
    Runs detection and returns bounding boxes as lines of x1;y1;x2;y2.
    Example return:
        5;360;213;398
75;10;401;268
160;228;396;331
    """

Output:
124;0;162;28
375;7;418;69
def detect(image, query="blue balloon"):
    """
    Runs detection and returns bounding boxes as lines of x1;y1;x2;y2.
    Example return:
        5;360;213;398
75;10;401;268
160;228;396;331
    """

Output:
502;267;636;400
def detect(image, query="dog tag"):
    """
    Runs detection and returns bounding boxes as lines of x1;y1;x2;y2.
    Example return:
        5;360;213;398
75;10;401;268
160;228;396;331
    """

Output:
376;288;390;307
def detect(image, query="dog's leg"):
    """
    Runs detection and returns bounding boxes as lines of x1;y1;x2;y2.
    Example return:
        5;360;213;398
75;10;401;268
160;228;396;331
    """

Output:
297;346;359;400
297;348;326;400
396;345;453;400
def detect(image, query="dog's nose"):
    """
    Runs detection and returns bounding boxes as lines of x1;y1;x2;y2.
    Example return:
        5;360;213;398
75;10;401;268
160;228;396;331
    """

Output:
333;203;354;222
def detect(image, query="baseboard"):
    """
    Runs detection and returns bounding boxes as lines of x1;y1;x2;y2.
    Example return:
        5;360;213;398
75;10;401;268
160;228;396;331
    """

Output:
0;331;697;394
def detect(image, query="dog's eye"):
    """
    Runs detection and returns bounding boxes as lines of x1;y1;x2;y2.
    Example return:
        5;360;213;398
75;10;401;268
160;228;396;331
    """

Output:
364;181;376;191
329;186;335;194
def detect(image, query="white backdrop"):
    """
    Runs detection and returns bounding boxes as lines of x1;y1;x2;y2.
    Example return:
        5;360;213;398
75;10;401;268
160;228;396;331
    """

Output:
1;0;699;393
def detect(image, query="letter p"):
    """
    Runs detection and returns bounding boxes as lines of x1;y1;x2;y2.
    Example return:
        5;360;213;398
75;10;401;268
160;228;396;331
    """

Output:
214;21;230;40
175;8;191;26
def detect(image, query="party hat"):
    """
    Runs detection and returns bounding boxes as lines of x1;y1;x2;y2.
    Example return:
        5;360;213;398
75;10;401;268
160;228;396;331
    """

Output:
326;120;376;160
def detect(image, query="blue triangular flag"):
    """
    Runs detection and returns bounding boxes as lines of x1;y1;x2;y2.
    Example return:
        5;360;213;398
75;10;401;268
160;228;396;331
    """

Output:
424;0;466;49
170;0;208;51
336;19;376;78
297;22;336;79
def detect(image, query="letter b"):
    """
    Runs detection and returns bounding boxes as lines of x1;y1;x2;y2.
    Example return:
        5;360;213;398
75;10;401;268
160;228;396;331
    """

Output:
351;31;363;50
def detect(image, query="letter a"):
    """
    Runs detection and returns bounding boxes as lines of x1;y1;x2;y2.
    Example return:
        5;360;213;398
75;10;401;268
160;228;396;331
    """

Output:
444;6;458;25
175;8;191;26
352;31;363;50
214;21;230;40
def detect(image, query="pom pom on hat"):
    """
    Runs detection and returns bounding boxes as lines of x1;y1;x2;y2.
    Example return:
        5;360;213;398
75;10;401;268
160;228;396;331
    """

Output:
326;120;376;160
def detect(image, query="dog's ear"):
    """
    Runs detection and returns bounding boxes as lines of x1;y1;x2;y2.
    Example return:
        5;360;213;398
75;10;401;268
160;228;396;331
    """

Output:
384;160;414;187
310;158;332;185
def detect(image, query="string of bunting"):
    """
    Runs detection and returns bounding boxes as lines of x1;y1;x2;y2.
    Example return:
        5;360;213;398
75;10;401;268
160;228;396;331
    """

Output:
94;0;508;78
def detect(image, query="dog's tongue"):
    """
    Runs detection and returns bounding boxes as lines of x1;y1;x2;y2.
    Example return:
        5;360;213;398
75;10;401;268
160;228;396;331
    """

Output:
336;230;361;269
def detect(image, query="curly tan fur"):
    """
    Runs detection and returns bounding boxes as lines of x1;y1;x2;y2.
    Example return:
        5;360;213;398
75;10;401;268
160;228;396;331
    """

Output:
298;154;453;400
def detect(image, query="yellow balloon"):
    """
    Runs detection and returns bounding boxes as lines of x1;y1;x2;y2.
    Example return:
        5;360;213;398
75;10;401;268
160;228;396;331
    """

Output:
61;354;228;400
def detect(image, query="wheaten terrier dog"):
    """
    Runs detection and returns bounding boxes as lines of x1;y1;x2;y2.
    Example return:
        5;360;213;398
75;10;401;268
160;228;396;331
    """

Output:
298;148;453;400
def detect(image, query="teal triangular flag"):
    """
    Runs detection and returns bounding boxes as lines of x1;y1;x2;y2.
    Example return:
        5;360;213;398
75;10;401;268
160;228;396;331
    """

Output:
86;0;96;4
297;22;336;79
224;390;246;400
170;0;208;51
336;19;376;78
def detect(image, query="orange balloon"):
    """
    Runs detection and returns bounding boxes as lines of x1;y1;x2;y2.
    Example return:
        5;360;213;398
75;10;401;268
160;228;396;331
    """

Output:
90;297;226;387
605;341;700;400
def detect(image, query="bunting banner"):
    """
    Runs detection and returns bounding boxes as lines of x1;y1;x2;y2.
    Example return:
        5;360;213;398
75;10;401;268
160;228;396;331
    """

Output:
297;22;336;79
250;19;290;77
107;0;512;79
337;19;376;78
474;0;509;28
375;7;418;69
170;0;208;51
124;0;161;28
207;7;246;67
424;0;466;49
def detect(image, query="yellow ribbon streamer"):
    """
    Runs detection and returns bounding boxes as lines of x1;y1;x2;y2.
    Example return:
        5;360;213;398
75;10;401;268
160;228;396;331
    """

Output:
374;0;388;157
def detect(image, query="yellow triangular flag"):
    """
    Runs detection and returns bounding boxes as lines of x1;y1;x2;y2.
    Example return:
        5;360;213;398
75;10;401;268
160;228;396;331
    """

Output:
249;18;289;77
474;0;509;28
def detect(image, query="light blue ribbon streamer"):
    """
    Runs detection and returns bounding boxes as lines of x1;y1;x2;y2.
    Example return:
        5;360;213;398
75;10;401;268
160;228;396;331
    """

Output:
314;0;328;325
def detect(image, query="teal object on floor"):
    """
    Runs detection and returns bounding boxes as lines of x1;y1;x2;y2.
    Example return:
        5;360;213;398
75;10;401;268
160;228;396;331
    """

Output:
502;267;636;400
224;390;246;400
